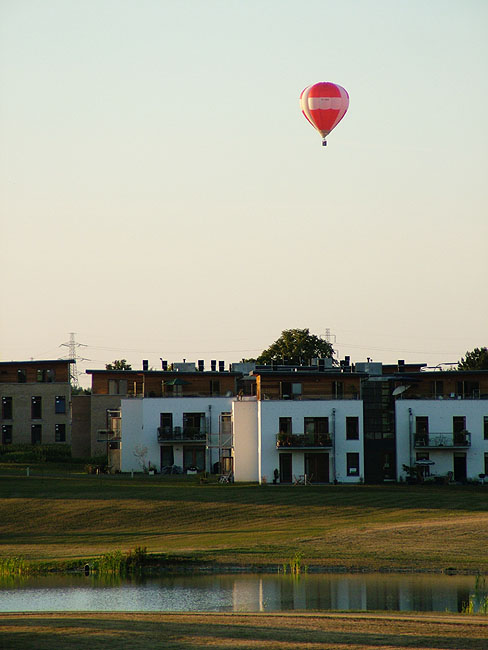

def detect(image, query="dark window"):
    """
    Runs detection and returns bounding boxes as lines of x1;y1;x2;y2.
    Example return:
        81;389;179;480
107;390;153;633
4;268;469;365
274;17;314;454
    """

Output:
36;369;45;382
485;453;488;476
55;396;66;414
279;417;292;434
210;380;220;396
484;416;488;440
183;446;205;471
432;380;444;397
280;382;302;399
46;369;55;382
346;453;360;476
31;396;42;419
346;417;359;440
55;424;66;442
2;397;13;420
2;425;12;444
416;417;429;434
160;413;173;435
183;413;206;436
453;416;466;434
332;381;344;398
31;424;42;444
17;369;26;383
161;446;174;468
304;417;329;435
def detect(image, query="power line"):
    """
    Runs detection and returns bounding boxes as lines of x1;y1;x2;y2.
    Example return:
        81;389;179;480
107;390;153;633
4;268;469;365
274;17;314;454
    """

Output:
59;333;90;387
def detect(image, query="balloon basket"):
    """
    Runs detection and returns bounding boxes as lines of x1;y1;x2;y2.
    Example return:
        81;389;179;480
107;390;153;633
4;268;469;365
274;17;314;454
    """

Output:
322;139;327;147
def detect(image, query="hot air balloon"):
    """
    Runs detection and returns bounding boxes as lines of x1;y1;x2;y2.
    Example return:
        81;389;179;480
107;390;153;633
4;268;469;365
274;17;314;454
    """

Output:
300;82;349;146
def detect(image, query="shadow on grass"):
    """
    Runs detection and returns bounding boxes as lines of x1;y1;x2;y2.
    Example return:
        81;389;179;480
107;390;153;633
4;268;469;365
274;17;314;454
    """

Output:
0;613;487;650
2;475;488;514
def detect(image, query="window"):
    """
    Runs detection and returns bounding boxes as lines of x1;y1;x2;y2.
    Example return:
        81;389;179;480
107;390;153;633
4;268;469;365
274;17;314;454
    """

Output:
346;417;359;440
280;382;302;399
183;413;206;436
2;397;12;420
485;453;488;476
415;417;429;446
210;380;220;396
332;381;344;398
55;396;66;414
2;425;12;444
279;417;292;434
160;413;173;435
431;380;444;398
31;396;42;419
304;417;329;435
55;424;66;442
453;416;466;434
17;369;26;383
484;416;488;440
416;417;429;434
346;453;360;476
36;369;45;382
31;424;42;444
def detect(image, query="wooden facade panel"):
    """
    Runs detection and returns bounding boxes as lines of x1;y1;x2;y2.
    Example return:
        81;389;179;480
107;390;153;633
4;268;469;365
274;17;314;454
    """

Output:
256;373;361;400
0;361;71;384
89;371;238;397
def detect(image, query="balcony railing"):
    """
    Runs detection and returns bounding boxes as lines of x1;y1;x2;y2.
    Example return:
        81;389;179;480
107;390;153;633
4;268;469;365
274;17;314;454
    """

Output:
157;426;207;443
414;431;471;448
263;394;359;401
276;433;333;449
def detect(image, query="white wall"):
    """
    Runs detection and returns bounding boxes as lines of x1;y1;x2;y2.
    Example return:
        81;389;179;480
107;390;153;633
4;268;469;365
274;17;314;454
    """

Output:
232;399;259;482
395;400;488;480
120;396;234;472
120;398;144;472
258;400;364;484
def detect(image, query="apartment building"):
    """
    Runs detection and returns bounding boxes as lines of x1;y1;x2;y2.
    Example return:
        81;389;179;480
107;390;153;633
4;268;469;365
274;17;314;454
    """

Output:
394;369;488;482
0;359;74;446
88;360;247;471
233;363;364;483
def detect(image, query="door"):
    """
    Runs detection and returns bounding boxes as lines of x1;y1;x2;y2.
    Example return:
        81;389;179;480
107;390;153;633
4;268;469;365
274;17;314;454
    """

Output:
160;446;174;469
183;446;205;471
453;454;467;483
304;452;329;483
279;453;292;483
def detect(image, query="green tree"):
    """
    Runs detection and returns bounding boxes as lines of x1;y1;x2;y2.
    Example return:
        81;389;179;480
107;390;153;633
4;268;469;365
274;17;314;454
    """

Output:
458;347;488;370
257;328;335;365
105;359;132;370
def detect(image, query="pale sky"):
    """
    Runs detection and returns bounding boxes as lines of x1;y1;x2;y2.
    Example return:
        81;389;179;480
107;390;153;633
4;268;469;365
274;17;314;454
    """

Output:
1;0;487;386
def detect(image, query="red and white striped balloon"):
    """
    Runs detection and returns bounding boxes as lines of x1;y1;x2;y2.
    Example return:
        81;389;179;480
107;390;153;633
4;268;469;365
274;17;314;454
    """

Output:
300;82;349;145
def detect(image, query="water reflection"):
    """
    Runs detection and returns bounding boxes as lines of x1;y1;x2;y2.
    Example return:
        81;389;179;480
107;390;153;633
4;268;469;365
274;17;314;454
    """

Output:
0;573;479;614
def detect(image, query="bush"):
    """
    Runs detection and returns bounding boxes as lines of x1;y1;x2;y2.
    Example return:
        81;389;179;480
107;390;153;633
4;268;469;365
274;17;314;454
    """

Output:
0;444;71;463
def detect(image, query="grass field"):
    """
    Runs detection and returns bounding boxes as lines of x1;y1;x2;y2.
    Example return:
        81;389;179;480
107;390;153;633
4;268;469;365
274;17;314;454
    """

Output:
1;612;487;649
1;472;488;572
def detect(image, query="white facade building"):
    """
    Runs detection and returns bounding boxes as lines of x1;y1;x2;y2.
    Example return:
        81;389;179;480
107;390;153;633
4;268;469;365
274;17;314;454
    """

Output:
396;399;488;482
121;396;234;473
232;398;364;484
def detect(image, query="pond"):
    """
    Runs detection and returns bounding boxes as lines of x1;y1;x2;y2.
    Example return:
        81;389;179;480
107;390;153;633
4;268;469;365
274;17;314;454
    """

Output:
1;572;485;614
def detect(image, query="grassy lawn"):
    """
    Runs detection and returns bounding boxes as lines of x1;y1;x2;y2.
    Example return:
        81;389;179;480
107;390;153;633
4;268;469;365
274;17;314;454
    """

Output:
1;612;487;649
1;472;488;572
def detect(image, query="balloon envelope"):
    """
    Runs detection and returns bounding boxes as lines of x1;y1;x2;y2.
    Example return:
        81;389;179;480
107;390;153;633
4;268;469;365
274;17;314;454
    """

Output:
300;82;349;141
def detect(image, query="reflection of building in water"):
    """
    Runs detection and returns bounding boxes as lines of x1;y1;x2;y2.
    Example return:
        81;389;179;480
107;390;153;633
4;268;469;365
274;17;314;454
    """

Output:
230;574;472;613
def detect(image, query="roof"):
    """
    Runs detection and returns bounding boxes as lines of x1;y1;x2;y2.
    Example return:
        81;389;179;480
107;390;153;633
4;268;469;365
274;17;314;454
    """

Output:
0;359;75;366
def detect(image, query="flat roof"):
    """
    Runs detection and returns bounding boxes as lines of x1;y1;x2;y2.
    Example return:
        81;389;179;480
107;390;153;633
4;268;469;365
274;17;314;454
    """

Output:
0;359;75;366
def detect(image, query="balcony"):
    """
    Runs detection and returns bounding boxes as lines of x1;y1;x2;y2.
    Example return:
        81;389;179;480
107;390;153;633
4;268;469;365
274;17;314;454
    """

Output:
157;426;207;443
276;432;333;449
414;431;471;449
